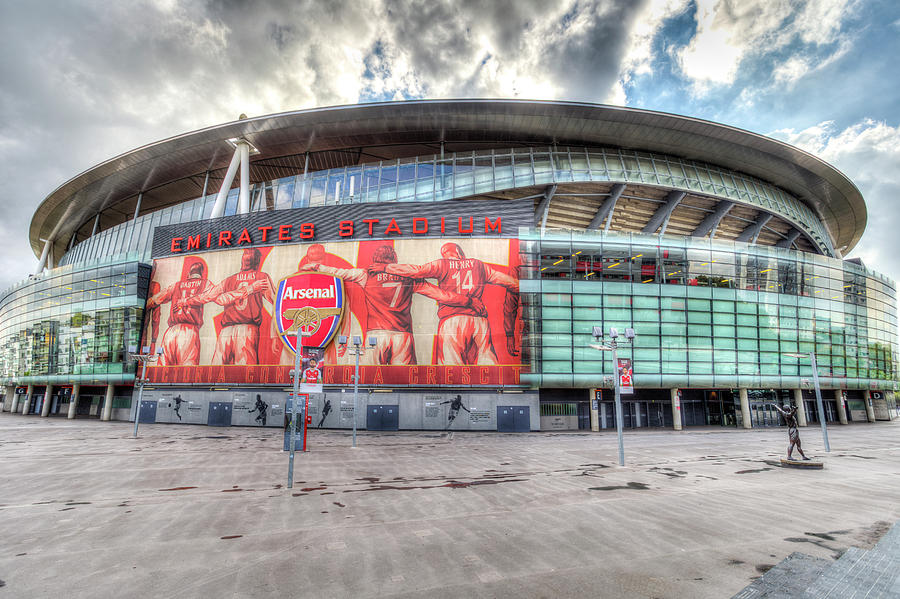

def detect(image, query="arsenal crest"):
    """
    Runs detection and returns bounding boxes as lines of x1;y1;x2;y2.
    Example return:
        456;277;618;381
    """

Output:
275;272;345;353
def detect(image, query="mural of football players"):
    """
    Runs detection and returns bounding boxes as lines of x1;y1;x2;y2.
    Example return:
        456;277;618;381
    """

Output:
146;259;213;366
143;280;161;353
188;248;275;365
368;242;519;365
308;244;484;365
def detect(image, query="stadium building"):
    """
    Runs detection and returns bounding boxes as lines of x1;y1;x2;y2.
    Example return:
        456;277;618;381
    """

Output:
1;100;897;432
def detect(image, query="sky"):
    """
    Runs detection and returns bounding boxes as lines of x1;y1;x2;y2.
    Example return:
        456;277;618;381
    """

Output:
0;0;899;295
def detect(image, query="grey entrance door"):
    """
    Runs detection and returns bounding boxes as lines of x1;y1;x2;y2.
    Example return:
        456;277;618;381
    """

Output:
367;405;399;431
138;400;158;423
497;406;530;432
208;402;233;426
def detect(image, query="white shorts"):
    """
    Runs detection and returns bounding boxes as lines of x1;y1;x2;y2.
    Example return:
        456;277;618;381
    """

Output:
213;324;260;365
436;315;498;366
159;324;200;366
364;330;416;365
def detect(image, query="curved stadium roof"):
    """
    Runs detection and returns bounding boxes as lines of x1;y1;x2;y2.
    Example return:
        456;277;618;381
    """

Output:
30;99;866;260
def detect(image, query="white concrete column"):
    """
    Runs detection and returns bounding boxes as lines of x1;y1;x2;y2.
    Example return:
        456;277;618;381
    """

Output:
835;390;848;425
210;149;242;219
41;384;54;417
238;141;250;214
3;384;14;412
10;387;20;413
34;239;53;275
739;388;752;429
793;389;807;427
590;388;600;432
864;390;876;423
22;384;34;414
101;384;115;421
671;388;682;431
68;383;80;419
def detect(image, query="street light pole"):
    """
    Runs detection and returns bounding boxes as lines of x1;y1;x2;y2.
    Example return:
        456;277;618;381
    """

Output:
592;326;634;467
130;345;161;438
808;351;831;452
786;351;830;453
287;326;304;489
339;335;377;448
611;339;625;467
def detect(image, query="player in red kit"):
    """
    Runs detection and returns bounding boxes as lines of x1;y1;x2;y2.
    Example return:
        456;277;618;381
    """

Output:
143;280;162;354
146;261;213;366
302;357;321;384
369;242;519;365
309;244;483;365
187;248;275;365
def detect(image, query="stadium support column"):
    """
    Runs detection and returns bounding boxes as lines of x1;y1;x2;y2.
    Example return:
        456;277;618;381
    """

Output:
22;384;34;414
101;384;114;421
793;389;807;427
670;388;682;431
835;390;848;425
209;148;242;219
739;388;751;429
5;384;16;412
238;141;250;213
10;386;20;413
68;383;80;419
34;239;53;275
864;390;875;423
41;384;54;417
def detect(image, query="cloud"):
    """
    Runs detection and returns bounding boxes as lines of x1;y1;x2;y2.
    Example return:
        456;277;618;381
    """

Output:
771;119;900;286
674;0;855;94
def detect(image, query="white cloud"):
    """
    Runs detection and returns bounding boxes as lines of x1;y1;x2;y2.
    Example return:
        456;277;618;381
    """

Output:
675;0;854;94
772;119;900;285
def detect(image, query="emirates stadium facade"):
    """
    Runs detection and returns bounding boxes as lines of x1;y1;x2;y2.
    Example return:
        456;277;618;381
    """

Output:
1;100;897;432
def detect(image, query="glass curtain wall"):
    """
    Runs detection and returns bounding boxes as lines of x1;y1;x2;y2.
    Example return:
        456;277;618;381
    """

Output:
520;230;897;390
60;146;835;267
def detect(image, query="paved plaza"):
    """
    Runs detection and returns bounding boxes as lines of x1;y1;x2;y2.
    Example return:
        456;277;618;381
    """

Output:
1;415;898;598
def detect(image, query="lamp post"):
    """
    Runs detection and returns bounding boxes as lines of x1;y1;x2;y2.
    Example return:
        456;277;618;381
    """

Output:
286;325;310;489
785;352;830;452
130;345;162;438
338;335;377;448
591;326;635;466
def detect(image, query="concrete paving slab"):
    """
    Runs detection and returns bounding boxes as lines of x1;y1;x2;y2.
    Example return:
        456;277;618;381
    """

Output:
1;415;899;598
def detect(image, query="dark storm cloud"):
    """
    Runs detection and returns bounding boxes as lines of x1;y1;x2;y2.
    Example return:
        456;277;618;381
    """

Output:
0;0;665;292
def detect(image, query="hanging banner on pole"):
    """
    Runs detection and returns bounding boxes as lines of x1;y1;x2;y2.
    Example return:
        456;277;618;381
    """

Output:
617;358;633;395
299;347;325;393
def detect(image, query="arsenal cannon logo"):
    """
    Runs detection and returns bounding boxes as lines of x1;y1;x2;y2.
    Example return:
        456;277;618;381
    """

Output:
274;272;346;352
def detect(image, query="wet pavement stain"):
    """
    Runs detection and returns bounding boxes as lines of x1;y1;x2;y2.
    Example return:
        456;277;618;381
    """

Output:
58;507;75;511
65;502;91;506
300;487;326;492
221;489;243;492
292;493;308;497
804;530;849;541
735;468;773;474
16;553;27;556
345;478;527;493
220;535;242;540
728;559;745;565
158;486;198;491
755;564;774;574
588;482;650;491
321;492;334;495
333;502;345;507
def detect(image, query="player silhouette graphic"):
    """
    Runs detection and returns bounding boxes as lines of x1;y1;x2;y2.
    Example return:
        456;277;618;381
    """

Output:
172;394;183;421
249;394;268;426
441;395;470;429
318;399;332;428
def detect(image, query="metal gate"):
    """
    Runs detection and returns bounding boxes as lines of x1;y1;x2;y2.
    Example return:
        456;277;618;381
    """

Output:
138;400;158;423
366;405;399;431
207;402;233;427
497;406;530;432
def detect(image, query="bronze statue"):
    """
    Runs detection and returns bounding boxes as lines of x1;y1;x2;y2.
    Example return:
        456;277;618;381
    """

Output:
772;403;809;461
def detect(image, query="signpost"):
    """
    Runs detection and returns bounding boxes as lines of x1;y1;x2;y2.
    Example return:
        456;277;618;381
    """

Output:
130;345;162;438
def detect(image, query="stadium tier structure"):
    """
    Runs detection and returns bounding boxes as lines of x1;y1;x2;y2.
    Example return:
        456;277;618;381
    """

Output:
2;100;897;431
